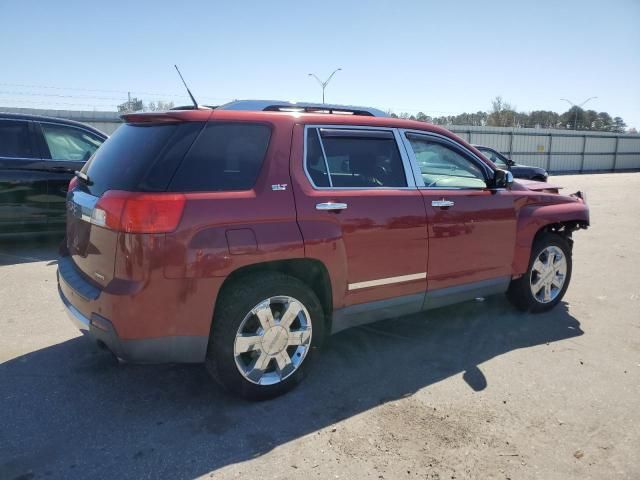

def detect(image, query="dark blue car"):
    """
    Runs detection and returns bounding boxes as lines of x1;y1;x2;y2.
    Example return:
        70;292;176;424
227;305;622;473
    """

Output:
474;145;548;182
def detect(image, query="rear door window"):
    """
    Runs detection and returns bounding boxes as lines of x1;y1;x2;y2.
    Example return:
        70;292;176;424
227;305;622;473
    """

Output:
169;123;271;192
40;123;104;161
305;127;407;188
0;120;34;158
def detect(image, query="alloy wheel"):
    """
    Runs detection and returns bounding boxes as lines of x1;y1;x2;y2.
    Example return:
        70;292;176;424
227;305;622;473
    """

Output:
530;246;567;303
234;296;312;385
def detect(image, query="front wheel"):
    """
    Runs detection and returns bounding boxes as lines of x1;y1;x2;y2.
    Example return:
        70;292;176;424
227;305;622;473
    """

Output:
206;272;325;400
507;232;572;312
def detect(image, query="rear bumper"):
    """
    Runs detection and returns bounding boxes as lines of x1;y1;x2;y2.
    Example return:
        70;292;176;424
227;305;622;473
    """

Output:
57;256;209;364
58;284;125;357
60;287;91;332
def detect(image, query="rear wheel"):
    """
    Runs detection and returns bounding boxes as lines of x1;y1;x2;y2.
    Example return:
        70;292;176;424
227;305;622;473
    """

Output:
507;232;572;312
206;272;325;400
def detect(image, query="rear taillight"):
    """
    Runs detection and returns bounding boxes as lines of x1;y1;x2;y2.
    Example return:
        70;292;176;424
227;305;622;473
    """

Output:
68;176;79;192
92;191;186;233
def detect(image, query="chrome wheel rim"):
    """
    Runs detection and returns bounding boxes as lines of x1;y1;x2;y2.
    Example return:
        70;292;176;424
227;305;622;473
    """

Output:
234;296;312;386
530;246;567;304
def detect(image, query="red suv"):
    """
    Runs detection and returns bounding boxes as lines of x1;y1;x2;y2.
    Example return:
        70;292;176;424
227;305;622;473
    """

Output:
58;103;589;399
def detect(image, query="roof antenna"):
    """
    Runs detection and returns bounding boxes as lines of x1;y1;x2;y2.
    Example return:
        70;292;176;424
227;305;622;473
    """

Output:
174;64;198;109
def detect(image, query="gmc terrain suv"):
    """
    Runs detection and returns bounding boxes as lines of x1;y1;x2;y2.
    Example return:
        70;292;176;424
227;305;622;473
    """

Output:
58;102;589;399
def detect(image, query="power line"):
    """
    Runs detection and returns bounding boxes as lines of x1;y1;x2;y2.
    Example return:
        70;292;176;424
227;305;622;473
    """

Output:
0;82;464;113
0;98;119;108
0;90;128;101
0;82;232;102
384;106;474;115
0;83;477;116
0;82;184;97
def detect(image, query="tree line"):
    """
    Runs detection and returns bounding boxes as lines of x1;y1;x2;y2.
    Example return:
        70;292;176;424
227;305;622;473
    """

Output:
389;96;632;133
115;95;633;134
117;97;175;113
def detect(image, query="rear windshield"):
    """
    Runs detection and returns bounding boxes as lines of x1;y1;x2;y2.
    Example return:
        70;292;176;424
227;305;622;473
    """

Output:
81;121;271;196
81;122;204;196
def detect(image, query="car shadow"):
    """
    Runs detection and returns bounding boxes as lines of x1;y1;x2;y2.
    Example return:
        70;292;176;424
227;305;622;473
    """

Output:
0;297;582;480
0;235;62;266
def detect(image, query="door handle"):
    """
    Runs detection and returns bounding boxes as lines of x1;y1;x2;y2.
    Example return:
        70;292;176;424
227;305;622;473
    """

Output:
431;199;455;208
316;202;348;211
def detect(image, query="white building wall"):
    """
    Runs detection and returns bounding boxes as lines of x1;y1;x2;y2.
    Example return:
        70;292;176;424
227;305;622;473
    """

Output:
448;125;640;171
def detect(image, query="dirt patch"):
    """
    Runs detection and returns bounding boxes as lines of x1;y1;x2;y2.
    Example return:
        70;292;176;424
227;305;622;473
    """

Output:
327;398;514;479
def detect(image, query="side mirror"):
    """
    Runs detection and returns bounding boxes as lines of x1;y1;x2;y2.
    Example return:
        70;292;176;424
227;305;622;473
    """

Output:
492;169;514;189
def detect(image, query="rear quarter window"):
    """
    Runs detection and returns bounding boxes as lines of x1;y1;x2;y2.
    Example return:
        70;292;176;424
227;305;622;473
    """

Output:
168;123;271;192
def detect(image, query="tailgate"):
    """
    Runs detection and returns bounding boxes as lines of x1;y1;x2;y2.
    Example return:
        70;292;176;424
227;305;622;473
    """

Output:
66;190;118;287
63;120;204;287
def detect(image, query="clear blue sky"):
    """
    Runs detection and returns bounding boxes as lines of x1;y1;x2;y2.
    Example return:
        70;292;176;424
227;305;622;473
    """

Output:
1;0;638;128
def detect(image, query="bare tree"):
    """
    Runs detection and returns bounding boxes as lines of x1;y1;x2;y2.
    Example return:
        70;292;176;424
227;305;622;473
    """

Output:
488;96;517;127
145;100;175;111
117;97;143;113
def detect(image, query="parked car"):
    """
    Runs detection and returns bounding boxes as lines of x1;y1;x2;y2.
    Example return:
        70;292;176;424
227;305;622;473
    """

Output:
0;113;107;236
58;103;589;400
474;145;548;182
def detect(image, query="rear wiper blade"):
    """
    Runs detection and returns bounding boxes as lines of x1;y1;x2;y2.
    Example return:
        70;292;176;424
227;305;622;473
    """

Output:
74;170;93;185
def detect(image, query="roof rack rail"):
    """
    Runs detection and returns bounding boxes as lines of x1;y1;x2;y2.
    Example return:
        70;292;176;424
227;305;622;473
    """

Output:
217;100;388;117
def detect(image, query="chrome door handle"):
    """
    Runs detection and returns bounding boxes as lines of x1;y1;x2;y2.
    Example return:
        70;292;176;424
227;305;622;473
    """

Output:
316;202;348;211
431;199;455;208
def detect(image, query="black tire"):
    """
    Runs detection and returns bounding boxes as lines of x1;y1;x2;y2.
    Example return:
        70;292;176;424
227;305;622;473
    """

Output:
206;272;325;400
506;232;572;313
532;175;547;182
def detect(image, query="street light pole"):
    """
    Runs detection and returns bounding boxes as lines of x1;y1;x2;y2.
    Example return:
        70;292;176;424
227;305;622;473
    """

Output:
308;68;342;104
560;97;598;130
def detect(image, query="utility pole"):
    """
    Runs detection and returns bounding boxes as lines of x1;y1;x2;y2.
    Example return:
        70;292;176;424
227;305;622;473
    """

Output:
308;68;342;104
560;97;597;130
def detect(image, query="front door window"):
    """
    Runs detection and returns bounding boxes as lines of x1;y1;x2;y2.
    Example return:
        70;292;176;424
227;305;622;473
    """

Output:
41;123;103;161
406;134;487;189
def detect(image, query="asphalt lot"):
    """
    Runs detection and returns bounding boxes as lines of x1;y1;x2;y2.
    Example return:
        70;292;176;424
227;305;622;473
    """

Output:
1;173;639;480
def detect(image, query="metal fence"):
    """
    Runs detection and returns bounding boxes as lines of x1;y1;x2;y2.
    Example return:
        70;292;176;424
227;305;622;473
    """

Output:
448;125;640;173
3;107;639;172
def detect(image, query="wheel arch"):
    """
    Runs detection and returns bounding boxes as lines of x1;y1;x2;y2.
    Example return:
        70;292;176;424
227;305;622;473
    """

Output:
512;202;589;276
213;258;333;333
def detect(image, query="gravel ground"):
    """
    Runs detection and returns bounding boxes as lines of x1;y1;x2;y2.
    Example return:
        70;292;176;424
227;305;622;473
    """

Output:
1;173;638;480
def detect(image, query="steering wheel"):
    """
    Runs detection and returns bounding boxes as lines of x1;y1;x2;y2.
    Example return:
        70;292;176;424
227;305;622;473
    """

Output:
375;164;389;177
